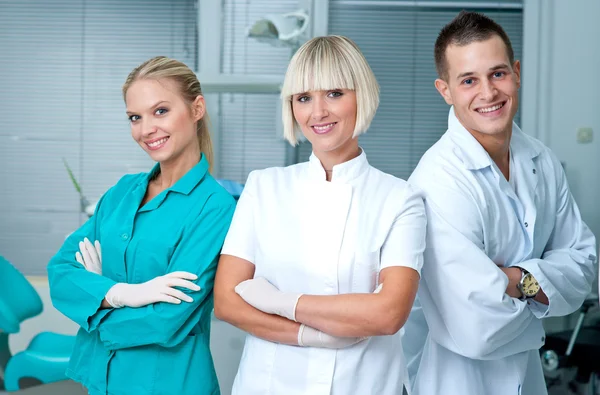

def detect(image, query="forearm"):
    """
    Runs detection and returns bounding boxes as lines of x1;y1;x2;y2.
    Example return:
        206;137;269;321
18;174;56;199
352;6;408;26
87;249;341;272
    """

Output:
520;254;595;317
48;258;117;331
214;291;300;345
500;266;549;305
295;266;418;337
534;290;549;305
295;292;409;337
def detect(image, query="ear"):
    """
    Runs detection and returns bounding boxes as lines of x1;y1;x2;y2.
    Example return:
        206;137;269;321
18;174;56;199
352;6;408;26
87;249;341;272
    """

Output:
435;78;453;105
191;95;206;122
512;60;521;89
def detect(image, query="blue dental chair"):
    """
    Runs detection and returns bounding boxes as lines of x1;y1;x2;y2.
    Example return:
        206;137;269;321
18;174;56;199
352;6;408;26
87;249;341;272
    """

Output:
0;256;75;391
216;179;244;201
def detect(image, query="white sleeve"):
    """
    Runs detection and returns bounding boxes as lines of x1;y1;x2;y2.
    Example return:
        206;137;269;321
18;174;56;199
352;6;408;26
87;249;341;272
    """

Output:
519;151;597;318
221;171;259;264
379;184;426;275
416;172;544;360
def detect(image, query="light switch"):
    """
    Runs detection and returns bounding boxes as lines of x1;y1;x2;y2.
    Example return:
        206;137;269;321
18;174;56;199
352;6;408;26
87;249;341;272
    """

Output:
576;127;593;144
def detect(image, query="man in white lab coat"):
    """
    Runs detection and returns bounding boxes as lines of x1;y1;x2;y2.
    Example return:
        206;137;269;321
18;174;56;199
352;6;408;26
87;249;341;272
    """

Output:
403;10;598;395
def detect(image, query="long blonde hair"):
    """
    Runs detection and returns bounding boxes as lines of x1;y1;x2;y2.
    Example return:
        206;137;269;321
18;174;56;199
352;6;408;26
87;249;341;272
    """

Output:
123;56;214;172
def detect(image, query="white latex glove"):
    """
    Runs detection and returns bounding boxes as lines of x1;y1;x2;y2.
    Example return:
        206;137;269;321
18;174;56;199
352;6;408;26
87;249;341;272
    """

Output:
75;237;102;275
105;271;201;308
235;277;302;321
298;324;366;349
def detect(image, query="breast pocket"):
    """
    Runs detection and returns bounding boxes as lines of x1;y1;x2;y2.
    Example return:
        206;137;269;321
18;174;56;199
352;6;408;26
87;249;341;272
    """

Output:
130;238;175;283
351;251;380;293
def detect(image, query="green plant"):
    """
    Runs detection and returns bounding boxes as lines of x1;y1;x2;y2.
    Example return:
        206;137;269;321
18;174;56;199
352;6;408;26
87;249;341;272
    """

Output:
62;158;90;213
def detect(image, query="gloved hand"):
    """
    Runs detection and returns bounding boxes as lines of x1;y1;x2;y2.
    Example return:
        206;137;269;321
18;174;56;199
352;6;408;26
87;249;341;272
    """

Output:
105;271;202;308
298;324;366;349
235;277;302;321
75;237;102;275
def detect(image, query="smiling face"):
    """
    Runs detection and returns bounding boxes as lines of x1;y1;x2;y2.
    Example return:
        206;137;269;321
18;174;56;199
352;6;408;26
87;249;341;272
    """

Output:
291;88;359;158
125;78;204;165
435;35;521;140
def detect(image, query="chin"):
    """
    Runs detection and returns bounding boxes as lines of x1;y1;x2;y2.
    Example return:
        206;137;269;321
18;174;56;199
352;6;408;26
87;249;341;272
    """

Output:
146;151;171;163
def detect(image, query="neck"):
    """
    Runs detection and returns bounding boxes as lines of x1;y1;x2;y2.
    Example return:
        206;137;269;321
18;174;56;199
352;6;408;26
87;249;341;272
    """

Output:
314;142;361;182
470;127;512;179
156;147;201;188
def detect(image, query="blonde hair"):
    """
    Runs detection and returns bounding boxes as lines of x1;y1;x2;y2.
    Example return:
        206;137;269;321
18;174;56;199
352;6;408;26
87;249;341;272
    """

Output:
123;56;214;172
281;35;380;146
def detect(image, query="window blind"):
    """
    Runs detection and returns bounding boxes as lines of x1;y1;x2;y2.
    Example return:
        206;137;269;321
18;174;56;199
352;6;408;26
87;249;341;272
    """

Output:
0;0;197;274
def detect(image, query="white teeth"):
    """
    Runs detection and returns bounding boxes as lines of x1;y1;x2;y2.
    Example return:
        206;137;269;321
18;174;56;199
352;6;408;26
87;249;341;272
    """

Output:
148;137;168;147
478;103;503;113
313;123;335;131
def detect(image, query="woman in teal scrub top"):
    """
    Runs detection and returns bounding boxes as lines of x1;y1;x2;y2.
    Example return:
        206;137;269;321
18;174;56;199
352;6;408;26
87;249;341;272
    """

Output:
47;56;235;395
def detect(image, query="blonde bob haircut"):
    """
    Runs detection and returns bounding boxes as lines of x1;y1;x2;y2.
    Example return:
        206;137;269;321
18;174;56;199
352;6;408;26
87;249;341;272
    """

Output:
281;35;380;146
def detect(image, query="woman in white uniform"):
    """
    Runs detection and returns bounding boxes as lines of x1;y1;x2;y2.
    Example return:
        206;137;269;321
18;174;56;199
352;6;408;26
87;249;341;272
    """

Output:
214;35;426;395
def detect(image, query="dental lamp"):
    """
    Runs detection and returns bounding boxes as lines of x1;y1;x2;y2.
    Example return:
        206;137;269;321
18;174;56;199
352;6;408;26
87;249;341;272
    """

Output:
247;10;309;50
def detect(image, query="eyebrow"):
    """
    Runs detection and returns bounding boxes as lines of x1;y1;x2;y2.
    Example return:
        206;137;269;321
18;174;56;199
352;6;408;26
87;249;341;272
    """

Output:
456;64;510;81
126;100;170;115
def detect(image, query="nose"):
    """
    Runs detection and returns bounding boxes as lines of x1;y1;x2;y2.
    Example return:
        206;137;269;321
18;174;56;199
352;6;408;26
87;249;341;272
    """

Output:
310;96;329;120
141;118;158;138
480;80;498;101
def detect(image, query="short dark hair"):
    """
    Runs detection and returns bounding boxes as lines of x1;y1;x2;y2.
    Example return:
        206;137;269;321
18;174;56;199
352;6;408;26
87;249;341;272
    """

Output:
434;10;515;81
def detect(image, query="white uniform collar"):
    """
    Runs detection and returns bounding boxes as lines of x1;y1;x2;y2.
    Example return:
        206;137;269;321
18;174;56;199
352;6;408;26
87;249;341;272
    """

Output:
447;106;541;170
308;148;369;183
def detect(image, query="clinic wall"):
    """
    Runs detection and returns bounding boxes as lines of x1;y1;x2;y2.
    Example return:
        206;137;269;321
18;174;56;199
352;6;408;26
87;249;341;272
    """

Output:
522;0;600;243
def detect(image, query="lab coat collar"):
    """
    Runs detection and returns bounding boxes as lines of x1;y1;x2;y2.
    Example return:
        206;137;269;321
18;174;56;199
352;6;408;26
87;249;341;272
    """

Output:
510;123;542;162
447;107;540;170
141;154;209;195
308;148;369;183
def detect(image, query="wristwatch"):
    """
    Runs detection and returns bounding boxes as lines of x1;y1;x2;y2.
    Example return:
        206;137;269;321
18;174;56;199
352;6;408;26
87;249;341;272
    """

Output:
517;268;540;301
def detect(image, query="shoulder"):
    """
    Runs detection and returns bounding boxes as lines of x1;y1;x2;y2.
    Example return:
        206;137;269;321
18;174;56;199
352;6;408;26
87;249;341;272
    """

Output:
244;162;309;191
367;166;411;194
408;139;485;228
195;174;237;212
410;137;475;196
364;166;425;213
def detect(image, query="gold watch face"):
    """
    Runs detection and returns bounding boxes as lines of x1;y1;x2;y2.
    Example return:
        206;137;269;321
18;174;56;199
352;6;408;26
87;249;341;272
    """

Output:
522;273;540;297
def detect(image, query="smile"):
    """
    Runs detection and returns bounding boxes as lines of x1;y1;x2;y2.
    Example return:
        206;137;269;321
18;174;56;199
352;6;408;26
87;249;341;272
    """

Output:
146;137;169;150
476;102;505;113
312;122;336;135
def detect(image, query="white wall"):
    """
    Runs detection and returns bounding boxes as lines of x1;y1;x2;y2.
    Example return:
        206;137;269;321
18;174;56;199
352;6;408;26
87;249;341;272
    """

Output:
10;279;245;395
522;0;600;242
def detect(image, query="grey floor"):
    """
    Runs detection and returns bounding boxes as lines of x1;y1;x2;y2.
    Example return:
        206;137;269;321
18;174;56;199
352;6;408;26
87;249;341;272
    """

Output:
0;378;597;395
0;380;87;395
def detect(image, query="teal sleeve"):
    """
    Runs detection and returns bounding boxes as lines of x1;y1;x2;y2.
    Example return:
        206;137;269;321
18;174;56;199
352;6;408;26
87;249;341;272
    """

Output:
95;200;235;350
47;189;119;332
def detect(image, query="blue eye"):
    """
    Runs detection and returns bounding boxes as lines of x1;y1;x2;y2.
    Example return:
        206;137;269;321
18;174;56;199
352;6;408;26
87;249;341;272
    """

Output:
128;115;140;122
155;107;168;115
463;78;474;85
328;91;343;98
493;71;505;78
297;95;310;103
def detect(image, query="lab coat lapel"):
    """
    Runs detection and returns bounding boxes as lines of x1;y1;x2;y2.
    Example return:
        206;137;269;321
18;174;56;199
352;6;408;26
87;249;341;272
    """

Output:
510;126;541;240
